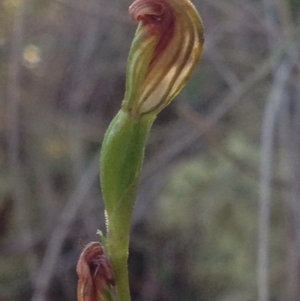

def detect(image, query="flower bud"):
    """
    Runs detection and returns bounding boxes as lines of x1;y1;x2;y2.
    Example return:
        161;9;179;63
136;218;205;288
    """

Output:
123;0;204;117
77;242;115;301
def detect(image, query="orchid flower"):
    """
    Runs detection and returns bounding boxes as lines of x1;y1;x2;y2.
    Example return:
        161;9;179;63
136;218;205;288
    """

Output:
82;1;204;300
124;0;204;116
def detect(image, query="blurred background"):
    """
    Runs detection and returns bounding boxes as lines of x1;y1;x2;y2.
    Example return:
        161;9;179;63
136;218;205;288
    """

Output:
0;0;300;300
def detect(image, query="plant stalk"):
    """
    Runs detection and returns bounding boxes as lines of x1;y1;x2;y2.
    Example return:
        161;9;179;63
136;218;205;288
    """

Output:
100;109;156;301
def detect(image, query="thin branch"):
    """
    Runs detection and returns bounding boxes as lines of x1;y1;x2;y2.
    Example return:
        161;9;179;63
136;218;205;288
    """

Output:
279;86;300;301
257;57;292;301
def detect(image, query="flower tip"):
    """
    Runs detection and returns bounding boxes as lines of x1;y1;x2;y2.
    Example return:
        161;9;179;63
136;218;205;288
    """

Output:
125;0;204;117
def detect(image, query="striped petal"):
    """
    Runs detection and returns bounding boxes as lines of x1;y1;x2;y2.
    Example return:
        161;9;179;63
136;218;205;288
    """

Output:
123;0;204;117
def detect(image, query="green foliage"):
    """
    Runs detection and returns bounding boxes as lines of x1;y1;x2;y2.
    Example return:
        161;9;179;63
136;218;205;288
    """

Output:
155;134;285;301
290;0;300;10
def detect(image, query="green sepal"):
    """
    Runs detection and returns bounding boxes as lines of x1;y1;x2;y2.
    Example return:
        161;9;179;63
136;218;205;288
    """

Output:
101;109;155;219
100;108;155;300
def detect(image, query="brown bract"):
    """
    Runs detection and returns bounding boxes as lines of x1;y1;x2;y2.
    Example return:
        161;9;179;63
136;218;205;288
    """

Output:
77;242;115;301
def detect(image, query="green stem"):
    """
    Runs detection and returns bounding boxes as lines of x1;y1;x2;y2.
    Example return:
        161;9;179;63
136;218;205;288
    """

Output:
100;109;156;301
110;253;130;301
